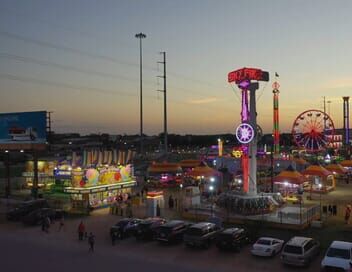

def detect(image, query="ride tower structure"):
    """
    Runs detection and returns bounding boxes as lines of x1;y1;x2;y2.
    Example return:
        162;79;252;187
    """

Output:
272;81;280;157
228;67;269;195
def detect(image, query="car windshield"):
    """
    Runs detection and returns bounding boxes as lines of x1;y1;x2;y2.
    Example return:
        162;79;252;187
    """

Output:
185;228;204;236
326;247;350;259
257;239;271;245
284;245;303;255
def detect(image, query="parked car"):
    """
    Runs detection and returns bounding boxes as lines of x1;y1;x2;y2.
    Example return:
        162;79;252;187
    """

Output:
321;240;352;271
281;236;320;266
183;222;221;248
157;220;192;244
6;199;49;221
216;228;251;251
251;237;284;257
134;217;166;240
110;218;142;239
22;208;62;226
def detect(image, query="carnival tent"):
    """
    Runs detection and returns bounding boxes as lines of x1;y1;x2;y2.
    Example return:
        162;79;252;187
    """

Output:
188;162;220;178
325;163;348;175
340;160;352;168
147;162;182;173
179;159;201;169
301;165;332;178
274;165;306;185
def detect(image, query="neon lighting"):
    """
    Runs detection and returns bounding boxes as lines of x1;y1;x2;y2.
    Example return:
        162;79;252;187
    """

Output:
236;123;255;144
241;89;249;121
228;67;269;83
292;109;335;152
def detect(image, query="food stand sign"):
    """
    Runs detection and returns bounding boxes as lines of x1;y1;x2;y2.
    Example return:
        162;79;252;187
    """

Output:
0;111;47;150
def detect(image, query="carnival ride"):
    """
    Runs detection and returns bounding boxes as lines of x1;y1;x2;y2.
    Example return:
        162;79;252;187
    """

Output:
215;68;281;215
292;109;335;152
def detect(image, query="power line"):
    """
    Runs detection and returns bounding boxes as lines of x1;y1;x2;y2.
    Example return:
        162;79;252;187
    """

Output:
0;52;225;101
0;30;148;70
0;30;227;91
0;72;234;114
0;52;155;84
0;73;137;97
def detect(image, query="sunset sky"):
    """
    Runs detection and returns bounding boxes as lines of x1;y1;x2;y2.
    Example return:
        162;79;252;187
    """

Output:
0;0;351;135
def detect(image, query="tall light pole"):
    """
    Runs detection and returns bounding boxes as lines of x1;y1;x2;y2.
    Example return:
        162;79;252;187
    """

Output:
318;183;322;220
135;32;146;155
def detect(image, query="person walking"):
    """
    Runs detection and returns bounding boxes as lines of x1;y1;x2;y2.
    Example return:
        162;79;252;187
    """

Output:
78;221;85;241
45;216;51;233
58;214;65;232
344;205;351;224
88;232;95;252
328;205;332;216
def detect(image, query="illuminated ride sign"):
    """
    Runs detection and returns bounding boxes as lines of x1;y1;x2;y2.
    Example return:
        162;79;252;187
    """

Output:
236;123;255;144
232;148;243;158
228;67;269;84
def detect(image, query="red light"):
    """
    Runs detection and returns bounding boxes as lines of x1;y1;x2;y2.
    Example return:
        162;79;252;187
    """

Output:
228;67;269;84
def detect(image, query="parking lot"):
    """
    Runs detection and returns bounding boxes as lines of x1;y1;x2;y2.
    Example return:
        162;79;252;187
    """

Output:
0;210;323;272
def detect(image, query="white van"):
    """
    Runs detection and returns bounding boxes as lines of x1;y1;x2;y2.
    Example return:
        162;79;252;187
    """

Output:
321;241;352;271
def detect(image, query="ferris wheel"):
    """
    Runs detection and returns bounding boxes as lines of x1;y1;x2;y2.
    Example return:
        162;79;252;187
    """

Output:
292;109;335;152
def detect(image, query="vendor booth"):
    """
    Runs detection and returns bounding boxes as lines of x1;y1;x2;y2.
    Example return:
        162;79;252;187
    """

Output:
325;163;348;182
187;162;221;193
273;166;306;203
302;165;334;194
147;162;182;187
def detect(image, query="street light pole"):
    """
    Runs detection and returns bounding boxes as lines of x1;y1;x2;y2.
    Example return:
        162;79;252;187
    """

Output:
135;32;146;155
5;150;10;198
209;185;214;216
319;183;322;220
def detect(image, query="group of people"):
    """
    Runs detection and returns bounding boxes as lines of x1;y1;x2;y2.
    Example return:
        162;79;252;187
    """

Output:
78;221;95;252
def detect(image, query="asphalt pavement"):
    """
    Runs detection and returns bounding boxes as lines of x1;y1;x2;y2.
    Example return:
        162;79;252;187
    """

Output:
0;209;322;272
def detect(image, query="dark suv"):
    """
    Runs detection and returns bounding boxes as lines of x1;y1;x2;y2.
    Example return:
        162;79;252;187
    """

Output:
6;199;49;221
216;228;251;251
134;217;167;240
157;220;192;244
110;218;142;239
183;222;221;248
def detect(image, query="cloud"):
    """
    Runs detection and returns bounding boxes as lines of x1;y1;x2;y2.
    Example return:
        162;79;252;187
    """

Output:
187;97;221;104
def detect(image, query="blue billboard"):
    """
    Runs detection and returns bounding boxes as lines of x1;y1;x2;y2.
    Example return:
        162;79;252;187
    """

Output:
0;111;47;146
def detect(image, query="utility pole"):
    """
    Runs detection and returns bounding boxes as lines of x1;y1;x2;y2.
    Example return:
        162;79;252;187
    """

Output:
323;96;326;134
157;52;167;154
135;32;146;155
46;111;53;150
